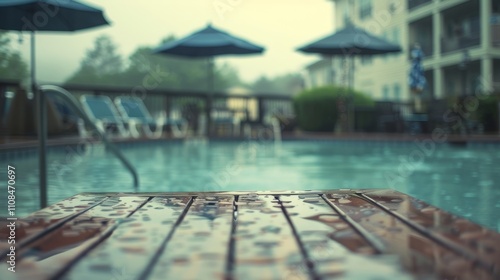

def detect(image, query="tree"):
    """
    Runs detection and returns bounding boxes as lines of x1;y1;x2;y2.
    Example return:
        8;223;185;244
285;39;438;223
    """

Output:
64;34;243;91
121;36;242;91
66;35;123;85
0;32;28;80
215;62;243;91
1;52;28;80
272;73;304;95
119;45;181;89
0;32;11;64
252;76;278;93
251;73;304;95
121;43;205;90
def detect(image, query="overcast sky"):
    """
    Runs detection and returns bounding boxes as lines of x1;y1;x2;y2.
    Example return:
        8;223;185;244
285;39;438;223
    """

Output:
11;0;335;85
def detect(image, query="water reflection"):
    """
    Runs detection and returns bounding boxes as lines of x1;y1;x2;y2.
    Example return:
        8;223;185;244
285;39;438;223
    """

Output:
1;141;498;230
326;193;497;279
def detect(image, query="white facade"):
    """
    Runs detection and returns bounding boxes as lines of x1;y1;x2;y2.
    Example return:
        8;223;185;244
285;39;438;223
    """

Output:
304;58;335;88
339;0;409;102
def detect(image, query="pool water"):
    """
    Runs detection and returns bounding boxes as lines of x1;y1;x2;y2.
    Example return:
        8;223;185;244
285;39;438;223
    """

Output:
2;140;500;232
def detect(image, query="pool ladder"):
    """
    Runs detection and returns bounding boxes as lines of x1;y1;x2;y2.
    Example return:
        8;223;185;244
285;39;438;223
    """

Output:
37;85;139;208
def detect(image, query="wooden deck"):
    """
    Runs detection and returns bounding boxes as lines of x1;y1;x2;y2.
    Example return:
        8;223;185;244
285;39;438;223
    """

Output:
1;189;499;279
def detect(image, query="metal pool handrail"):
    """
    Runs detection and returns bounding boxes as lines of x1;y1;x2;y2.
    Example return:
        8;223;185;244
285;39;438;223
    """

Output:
38;85;139;207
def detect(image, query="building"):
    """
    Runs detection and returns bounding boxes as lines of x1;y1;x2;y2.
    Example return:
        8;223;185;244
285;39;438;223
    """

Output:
303;58;336;89
304;0;500;102
407;0;500;98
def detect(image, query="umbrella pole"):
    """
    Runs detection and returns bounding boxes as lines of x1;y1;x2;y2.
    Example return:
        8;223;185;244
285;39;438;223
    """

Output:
33;31;48;209
349;56;355;132
31;32;36;91
206;57;214;137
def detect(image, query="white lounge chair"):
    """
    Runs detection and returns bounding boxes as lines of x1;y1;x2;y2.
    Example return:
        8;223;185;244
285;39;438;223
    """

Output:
80;95;132;138
114;96;187;138
211;108;240;137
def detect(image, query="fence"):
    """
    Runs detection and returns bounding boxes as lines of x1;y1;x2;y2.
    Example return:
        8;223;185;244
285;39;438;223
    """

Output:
2;80;498;137
0;80;294;138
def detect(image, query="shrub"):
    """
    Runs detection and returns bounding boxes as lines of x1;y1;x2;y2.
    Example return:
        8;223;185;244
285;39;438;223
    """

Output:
476;93;499;133
293;86;373;132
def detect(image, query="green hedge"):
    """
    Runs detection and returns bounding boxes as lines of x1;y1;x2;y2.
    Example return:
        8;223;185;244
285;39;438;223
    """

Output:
476;94;499;133
293;86;373;132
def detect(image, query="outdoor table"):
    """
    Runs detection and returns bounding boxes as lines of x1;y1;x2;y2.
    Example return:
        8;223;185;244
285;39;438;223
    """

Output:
1;189;499;279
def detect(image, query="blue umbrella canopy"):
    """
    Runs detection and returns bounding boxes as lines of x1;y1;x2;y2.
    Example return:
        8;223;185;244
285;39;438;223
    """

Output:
0;0;109;31
409;45;427;93
154;24;264;57
297;25;401;55
153;24;264;92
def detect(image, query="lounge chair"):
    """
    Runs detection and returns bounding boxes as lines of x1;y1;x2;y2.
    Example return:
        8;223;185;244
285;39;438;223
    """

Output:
211;107;240;137
80;95;131;138
114;96;187;138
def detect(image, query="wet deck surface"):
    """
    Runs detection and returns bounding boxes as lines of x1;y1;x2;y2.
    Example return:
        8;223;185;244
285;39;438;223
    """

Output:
1;189;499;279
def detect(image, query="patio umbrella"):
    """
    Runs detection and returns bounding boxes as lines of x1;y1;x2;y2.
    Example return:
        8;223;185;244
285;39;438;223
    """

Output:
297;23;402;131
153;24;264;135
154;24;264;57
409;44;427;93
408;44;427;113
0;0;109;208
297;25;401;56
0;0;109;91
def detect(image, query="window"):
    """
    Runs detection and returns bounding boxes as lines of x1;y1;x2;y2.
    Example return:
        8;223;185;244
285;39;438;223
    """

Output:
325;67;335;85
310;74;317;88
445;75;456;96
343;10;351;26
392;28;400;44
360;56;373;65
382;31;390;60
382;85;390;100
494;1;500;13
390;28;401;58
359;0;372;20
343;3;351;26
393;83;401;101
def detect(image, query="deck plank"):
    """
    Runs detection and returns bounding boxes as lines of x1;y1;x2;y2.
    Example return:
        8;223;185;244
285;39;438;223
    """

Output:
0;196;147;280
148;195;234;279
61;196;191;280
233;194;309;280
1;190;499;280
362;189;500;272
281;194;412;279
0;194;104;253
325;193;495;280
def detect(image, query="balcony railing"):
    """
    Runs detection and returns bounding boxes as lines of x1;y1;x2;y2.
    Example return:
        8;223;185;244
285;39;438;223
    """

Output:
408;0;432;11
408;42;433;58
441;35;480;54
493;23;500;47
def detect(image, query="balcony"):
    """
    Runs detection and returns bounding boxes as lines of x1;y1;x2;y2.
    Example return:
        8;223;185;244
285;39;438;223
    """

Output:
493;14;500;47
408;0;432;11
441;0;480;54
409;16;434;57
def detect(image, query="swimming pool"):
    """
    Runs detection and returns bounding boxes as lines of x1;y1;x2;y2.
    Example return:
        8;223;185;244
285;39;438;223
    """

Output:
1;139;499;232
